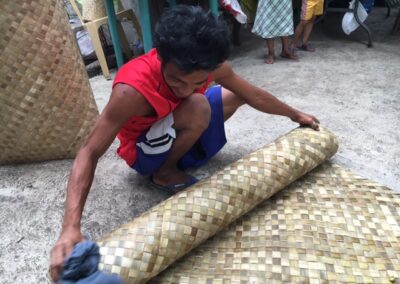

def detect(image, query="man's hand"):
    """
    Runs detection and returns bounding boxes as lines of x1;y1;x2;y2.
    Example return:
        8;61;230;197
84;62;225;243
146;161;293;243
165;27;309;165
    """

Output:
50;226;83;282
291;111;320;130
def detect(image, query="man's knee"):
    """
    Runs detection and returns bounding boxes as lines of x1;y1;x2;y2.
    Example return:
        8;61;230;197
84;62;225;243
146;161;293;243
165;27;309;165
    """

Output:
173;93;211;131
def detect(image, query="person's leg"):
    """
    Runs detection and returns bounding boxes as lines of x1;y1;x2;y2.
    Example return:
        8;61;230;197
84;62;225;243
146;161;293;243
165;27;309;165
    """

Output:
265;38;275;64
178;86;242;171
280;37;298;60
291;0;310;50
178;86;238;171
153;87;244;186
300;16;316;51
152;93;211;186
290;20;307;50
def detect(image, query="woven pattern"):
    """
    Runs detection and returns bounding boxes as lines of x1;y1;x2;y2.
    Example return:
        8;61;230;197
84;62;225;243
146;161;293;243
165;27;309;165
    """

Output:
0;0;98;164
153;164;400;283
98;127;339;283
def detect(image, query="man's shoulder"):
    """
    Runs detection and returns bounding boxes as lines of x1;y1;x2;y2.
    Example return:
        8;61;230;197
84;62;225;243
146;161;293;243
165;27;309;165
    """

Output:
113;49;161;91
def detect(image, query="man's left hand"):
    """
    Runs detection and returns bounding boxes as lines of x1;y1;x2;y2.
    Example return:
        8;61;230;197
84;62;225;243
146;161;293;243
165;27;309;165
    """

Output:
291;111;320;131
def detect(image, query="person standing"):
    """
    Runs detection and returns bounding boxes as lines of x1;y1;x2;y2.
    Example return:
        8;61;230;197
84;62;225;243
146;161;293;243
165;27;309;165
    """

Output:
252;0;298;64
290;0;324;52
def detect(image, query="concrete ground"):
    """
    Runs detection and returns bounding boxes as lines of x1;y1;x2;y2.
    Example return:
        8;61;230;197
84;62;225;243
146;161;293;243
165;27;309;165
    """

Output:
0;8;399;283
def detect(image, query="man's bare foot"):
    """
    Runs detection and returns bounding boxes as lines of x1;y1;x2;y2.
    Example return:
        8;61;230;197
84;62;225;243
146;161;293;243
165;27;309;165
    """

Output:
264;54;274;64
280;50;299;60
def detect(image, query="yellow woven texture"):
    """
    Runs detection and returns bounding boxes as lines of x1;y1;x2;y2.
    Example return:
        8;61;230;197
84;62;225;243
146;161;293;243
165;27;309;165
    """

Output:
98;127;339;283
153;163;400;283
0;0;98;164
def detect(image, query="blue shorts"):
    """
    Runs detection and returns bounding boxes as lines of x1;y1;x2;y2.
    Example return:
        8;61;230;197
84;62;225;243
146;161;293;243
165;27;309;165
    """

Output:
132;85;227;176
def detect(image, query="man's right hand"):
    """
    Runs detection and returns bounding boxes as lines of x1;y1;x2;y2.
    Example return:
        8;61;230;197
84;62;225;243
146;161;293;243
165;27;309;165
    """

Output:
50;226;83;282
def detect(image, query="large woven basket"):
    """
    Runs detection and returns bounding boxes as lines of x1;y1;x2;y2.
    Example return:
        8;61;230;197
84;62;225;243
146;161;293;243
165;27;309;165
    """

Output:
0;0;98;165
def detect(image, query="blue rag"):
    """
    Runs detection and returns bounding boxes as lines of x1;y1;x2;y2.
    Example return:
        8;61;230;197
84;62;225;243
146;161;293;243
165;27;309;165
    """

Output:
60;241;122;284
360;0;374;13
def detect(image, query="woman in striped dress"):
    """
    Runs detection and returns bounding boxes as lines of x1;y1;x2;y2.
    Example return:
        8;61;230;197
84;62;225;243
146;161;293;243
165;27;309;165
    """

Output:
252;0;298;64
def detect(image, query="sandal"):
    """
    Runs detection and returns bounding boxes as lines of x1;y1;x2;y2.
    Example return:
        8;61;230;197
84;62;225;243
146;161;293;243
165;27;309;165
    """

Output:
280;50;299;60
297;43;316;52
149;175;198;194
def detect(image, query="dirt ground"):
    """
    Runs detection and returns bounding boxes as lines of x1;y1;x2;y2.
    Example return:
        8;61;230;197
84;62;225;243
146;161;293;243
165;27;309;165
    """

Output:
0;8;399;283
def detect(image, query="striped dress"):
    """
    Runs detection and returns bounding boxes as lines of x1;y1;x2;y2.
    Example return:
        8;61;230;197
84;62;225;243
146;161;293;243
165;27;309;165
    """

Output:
252;0;294;39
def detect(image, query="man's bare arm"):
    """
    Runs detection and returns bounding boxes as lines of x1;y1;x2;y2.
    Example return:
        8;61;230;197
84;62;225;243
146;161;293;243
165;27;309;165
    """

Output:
213;62;319;129
50;84;154;281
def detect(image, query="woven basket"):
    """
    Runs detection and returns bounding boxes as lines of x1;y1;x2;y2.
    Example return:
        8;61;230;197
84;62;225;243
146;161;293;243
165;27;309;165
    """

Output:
0;0;98;165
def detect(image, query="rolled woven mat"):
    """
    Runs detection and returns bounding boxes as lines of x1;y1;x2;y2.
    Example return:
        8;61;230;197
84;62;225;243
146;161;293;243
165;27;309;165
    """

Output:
0;0;98;164
98;127;339;283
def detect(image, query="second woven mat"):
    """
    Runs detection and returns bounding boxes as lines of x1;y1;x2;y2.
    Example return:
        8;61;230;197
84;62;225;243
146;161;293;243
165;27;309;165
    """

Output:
152;163;400;283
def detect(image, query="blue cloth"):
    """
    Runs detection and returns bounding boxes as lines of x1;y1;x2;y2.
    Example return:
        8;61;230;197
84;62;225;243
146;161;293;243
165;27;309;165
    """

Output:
132;85;227;175
360;0;374;13
60;242;122;284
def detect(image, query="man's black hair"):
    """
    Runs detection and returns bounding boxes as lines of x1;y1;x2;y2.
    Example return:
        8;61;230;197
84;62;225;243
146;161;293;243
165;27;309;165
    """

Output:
153;5;231;73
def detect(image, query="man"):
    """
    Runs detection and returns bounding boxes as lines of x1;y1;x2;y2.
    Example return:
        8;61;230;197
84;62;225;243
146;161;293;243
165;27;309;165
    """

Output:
50;5;319;281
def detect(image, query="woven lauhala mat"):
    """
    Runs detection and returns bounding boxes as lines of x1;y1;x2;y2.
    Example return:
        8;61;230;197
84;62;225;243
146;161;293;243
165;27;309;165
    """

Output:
0;0;98;164
152;163;400;284
98;127;342;283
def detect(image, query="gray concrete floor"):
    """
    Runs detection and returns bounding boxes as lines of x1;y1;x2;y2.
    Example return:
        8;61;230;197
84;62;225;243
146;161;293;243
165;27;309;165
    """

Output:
0;8;399;283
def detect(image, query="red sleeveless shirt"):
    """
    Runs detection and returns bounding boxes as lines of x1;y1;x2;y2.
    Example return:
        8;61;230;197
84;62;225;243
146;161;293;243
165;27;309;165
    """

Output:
113;49;212;166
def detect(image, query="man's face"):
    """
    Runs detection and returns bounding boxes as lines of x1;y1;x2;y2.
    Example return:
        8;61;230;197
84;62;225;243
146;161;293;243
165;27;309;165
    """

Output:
162;61;209;99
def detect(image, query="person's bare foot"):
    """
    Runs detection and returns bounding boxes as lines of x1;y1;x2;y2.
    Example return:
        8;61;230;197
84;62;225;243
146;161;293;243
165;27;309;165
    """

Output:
152;167;193;187
280;50;299;60
264;54;274;64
